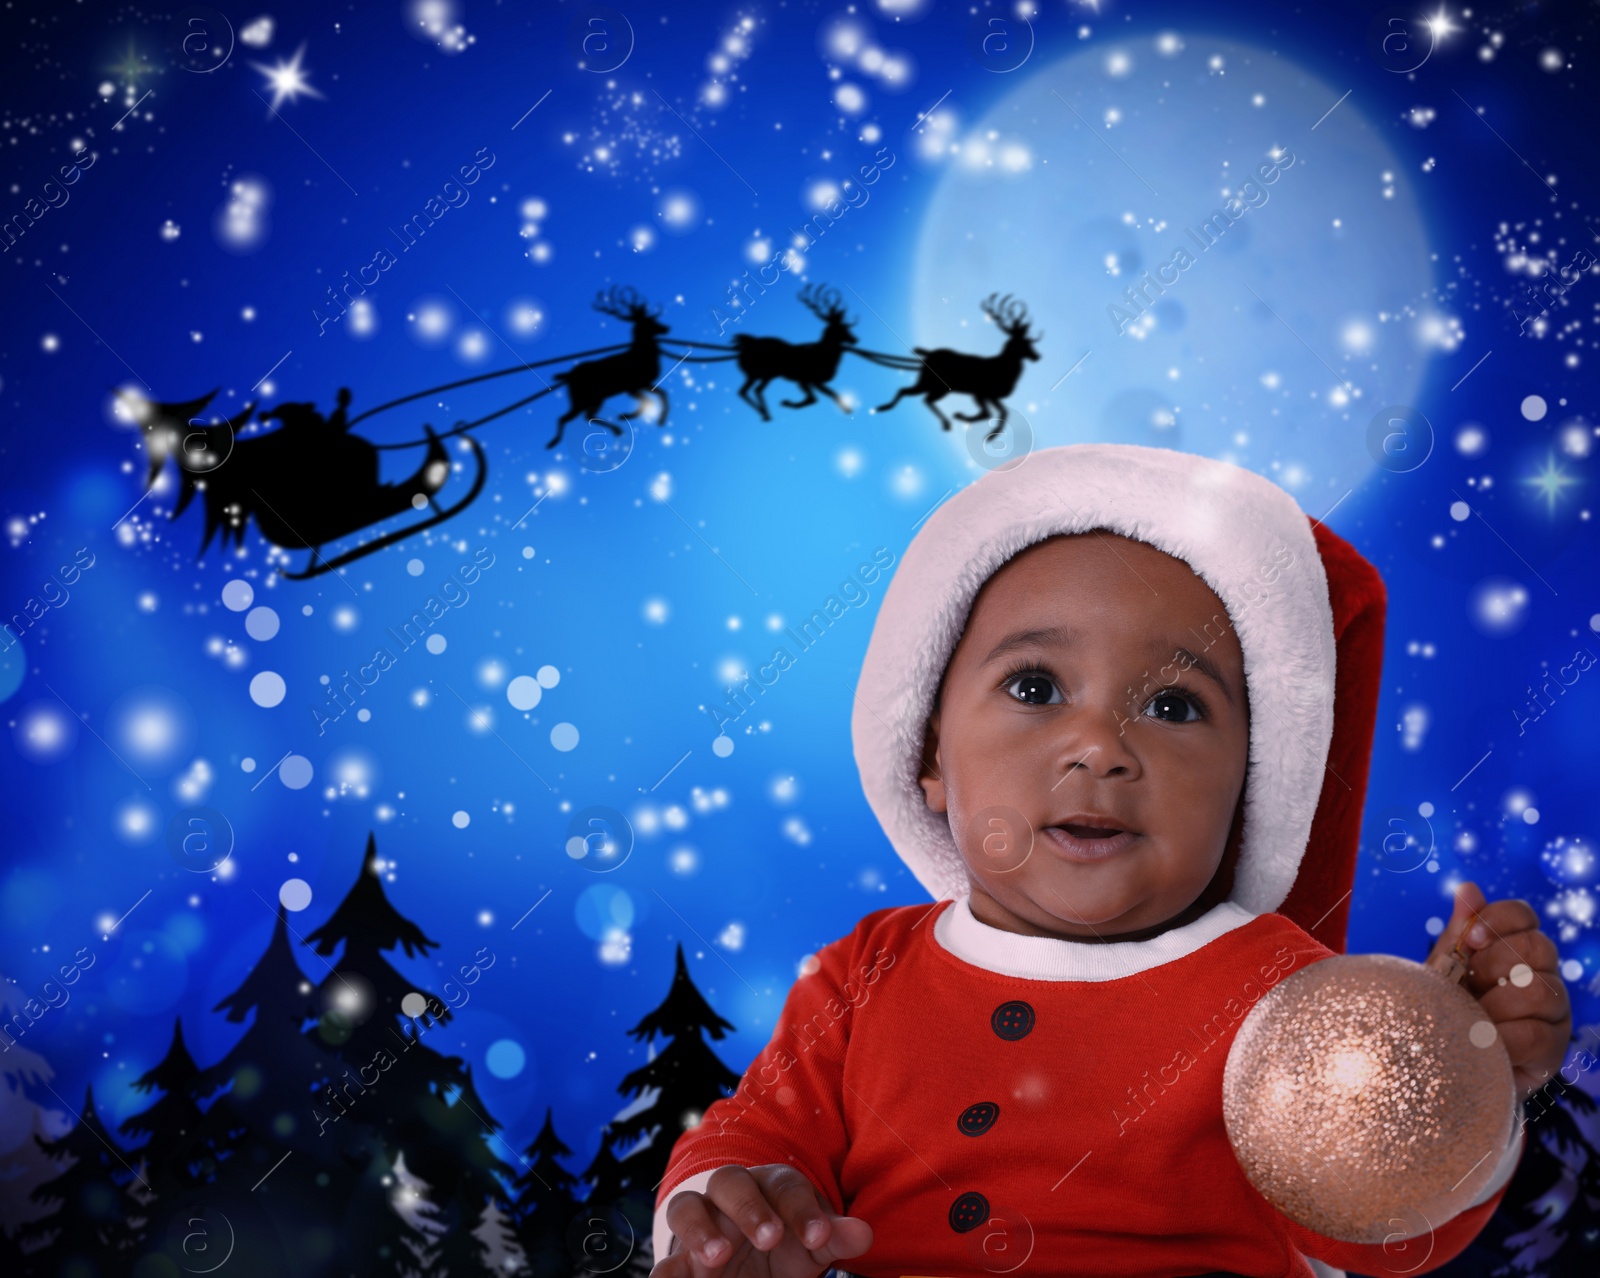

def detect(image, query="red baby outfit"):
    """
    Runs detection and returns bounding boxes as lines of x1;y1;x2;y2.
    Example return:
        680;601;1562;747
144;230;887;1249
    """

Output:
654;896;1519;1276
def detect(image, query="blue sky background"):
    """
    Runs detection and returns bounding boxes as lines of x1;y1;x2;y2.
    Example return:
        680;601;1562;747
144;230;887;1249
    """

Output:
2;0;1598;1179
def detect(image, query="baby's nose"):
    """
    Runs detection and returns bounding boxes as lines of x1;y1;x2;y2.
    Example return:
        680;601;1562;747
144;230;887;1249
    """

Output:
1049;703;1141;781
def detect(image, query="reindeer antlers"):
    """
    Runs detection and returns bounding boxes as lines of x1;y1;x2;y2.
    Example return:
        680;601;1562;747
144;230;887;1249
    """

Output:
592;283;661;319
591;284;633;317
979;292;1032;334
798;281;849;321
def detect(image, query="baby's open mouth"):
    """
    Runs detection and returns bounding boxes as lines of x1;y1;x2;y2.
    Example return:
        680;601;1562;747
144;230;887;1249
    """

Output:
1041;815;1141;862
1055;823;1125;840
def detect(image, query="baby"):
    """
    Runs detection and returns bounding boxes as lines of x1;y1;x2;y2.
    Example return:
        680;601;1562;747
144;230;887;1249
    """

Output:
649;444;1570;1278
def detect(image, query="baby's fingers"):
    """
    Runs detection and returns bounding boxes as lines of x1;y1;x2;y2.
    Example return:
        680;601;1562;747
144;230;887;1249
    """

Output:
1493;1015;1564;1065
1490;1015;1573;1097
1426;881;1489;975
754;1164;835;1251
705;1163;788;1251
1466;930;1569;1014
1468;896;1543;945
804;1213;874;1265
660;1192;738;1271
647;1236;698;1278
647;1243;695;1278
1473;960;1569;1026
1466;926;1559;985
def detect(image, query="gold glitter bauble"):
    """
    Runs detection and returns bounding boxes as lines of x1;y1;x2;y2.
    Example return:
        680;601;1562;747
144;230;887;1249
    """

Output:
1222;953;1517;1243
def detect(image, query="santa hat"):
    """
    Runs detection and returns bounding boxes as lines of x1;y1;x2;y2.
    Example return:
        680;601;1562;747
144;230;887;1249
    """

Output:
850;443;1386;954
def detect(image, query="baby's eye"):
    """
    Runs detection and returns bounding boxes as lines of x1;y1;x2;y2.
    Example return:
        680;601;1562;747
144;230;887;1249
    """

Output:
1143;689;1204;723
1004;672;1063;706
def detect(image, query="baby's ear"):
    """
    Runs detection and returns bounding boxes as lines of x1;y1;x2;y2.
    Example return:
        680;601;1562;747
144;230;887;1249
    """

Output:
917;713;948;813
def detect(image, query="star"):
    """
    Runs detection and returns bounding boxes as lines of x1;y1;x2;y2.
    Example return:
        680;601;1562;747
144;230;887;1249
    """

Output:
1426;7;1458;42
108;40;159;91
1523;451;1581;514
251;42;325;112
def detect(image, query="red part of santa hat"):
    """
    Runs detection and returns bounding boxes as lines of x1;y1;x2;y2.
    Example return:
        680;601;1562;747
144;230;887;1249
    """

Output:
851;443;1386;954
1284;519;1386;953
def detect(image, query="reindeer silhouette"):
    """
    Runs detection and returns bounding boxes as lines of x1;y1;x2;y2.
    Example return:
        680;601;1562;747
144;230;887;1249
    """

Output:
875;293;1041;441
733;283;859;422
547;285;671;450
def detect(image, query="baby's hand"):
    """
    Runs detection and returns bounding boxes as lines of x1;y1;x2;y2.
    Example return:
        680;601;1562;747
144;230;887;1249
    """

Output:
652;1163;873;1277
1425;881;1572;1100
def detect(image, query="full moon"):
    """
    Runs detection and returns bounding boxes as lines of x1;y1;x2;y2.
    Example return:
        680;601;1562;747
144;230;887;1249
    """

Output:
909;33;1441;497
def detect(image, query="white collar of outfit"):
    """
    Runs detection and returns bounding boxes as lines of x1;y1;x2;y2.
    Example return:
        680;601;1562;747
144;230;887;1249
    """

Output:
933;891;1258;981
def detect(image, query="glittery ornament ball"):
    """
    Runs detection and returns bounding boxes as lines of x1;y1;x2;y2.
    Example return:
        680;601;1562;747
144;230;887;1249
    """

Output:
1222;953;1517;1243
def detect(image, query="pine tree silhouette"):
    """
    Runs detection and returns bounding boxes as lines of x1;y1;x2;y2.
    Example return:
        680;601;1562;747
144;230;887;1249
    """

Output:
512;1105;584;1277
341;1145;446;1278
0;973;62;1260
22;1084;143;1272
304;832;512;1277
1553;1149;1600;1271
612;944;739;1183
306;833;446;966
571;1121;653;1278
110;1017;256;1276
193;898;351;1256
0;1216;29;1272
425;1065;516;1278
118;1019;221;1188
167;901;346;1276
578;1123;637;1205
609;942;741;1271
473;1191;526;1276
1538;1067;1600;1271
1477;1068;1600;1277
200;900;341;1156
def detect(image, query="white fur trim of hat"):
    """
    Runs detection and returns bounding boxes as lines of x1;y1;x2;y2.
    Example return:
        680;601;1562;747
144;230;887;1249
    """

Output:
851;442;1337;917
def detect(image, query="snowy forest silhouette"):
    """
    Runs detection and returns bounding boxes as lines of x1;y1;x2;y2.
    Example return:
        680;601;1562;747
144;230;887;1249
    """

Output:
0;833;741;1277
2;832;1599;1275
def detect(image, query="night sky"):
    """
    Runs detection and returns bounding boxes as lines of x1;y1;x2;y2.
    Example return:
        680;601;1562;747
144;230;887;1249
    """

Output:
2;0;1598;1207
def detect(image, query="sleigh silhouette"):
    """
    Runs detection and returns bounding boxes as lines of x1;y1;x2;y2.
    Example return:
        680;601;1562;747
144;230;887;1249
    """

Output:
131;389;486;580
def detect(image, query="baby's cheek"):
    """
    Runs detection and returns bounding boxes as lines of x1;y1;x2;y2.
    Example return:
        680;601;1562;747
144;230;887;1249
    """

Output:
961;804;1036;876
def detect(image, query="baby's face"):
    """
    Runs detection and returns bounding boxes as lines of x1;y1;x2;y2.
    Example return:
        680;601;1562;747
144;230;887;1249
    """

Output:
917;532;1250;941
